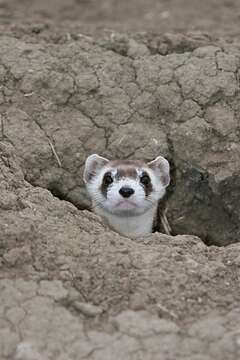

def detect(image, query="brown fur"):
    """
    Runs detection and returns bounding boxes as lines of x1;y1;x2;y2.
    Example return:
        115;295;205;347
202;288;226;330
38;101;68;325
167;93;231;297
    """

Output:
116;167;138;180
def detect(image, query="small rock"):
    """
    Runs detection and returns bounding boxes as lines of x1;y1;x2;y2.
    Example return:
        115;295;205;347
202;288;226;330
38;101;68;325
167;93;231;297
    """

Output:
73;301;103;317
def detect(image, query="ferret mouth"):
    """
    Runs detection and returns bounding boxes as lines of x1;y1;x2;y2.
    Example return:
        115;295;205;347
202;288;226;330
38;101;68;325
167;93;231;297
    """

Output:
115;200;138;209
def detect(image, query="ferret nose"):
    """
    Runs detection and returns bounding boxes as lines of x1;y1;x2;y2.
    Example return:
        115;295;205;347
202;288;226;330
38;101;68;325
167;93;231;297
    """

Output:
119;187;135;198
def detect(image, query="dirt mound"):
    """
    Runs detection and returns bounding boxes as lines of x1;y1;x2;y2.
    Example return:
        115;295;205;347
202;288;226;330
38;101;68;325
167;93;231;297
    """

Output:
1;142;240;359
1;1;240;359
0;30;240;244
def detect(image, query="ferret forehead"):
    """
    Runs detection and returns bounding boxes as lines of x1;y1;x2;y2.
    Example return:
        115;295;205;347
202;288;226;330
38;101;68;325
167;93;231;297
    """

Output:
108;160;144;179
109;159;145;167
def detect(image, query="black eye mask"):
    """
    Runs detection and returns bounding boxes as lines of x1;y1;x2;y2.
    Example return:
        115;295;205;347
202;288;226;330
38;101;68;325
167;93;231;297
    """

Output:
101;172;113;198
140;172;153;196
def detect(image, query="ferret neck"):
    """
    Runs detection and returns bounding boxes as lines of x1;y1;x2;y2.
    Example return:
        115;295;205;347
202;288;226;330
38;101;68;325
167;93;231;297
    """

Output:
94;204;157;238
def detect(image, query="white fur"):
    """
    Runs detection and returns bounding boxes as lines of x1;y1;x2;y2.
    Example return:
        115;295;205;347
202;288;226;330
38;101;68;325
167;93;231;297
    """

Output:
96;205;158;238
84;155;169;238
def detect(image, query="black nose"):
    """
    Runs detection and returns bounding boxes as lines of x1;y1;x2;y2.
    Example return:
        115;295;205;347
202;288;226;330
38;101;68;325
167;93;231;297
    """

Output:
119;187;135;198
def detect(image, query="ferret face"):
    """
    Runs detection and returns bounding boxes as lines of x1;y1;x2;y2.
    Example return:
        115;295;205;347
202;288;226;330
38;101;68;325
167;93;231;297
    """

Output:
84;155;170;216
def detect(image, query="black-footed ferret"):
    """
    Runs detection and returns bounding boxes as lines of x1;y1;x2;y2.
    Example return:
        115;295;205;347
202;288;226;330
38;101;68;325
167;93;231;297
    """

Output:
83;154;170;238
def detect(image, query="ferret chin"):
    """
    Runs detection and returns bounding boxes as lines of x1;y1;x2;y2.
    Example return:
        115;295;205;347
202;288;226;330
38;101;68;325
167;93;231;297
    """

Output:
83;154;170;238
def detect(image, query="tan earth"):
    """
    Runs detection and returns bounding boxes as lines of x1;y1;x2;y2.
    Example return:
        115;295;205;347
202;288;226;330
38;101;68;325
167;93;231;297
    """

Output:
0;1;240;359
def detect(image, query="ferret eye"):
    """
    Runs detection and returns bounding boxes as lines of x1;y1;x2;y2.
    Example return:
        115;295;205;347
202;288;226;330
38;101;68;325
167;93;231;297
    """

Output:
140;173;150;186
103;172;113;186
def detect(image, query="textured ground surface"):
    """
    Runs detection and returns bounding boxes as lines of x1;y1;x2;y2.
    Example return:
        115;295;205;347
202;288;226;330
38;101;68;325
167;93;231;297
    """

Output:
1;1;240;359
1;142;240;360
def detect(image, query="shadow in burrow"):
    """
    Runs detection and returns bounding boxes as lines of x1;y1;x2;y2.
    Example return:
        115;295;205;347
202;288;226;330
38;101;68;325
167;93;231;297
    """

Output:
45;155;240;248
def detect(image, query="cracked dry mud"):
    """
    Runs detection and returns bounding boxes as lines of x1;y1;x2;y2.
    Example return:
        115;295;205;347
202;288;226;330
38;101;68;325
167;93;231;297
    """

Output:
1;0;240;359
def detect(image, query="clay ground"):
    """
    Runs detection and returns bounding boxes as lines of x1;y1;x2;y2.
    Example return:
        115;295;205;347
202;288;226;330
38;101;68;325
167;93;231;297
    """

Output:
1;1;240;359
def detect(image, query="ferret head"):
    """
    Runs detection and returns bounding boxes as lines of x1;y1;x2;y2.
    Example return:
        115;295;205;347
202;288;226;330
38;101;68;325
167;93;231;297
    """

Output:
83;154;170;216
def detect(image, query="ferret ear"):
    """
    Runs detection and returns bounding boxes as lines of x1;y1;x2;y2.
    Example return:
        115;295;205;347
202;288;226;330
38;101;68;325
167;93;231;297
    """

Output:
83;154;109;183
147;156;170;187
